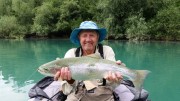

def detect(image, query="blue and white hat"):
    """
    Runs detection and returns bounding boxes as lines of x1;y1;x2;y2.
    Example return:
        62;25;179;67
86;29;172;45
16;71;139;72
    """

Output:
70;21;107;45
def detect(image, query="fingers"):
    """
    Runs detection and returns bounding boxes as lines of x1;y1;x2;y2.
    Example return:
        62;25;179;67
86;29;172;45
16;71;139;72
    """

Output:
108;71;116;80
60;67;65;79
116;60;126;66
116;60;122;65
64;67;71;80
54;71;61;81
115;72;123;80
67;70;71;80
105;71;123;83
54;67;71;81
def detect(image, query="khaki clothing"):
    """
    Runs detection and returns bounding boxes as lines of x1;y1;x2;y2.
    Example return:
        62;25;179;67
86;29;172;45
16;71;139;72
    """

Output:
65;81;115;101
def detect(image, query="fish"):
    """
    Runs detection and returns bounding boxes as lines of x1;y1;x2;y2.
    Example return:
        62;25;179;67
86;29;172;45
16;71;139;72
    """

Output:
38;54;150;90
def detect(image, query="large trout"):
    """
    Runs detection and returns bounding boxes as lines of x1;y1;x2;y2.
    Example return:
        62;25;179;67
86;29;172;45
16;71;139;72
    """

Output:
38;54;150;90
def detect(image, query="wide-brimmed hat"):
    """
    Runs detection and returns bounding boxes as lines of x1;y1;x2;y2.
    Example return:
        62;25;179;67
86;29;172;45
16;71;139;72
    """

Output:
70;21;107;45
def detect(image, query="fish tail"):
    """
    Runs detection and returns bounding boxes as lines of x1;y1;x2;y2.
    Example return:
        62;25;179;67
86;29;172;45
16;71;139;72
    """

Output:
132;70;150;91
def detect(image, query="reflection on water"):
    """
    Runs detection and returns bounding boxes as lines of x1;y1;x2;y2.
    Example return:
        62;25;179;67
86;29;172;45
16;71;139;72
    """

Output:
0;70;34;100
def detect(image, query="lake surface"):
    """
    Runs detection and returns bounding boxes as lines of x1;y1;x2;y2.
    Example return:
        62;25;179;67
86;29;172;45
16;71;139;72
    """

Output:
0;39;180;101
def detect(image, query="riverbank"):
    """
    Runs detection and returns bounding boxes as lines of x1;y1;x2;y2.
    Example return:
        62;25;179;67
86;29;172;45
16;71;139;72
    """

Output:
1;33;179;42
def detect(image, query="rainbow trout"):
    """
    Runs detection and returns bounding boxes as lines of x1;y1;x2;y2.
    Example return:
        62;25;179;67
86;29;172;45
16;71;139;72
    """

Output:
38;54;150;90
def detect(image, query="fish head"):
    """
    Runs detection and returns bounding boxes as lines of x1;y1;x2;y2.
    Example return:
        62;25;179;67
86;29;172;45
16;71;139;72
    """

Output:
37;67;54;76
38;60;62;76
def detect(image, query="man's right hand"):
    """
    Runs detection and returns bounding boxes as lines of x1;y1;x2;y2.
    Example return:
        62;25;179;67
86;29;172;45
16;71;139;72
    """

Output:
54;67;74;84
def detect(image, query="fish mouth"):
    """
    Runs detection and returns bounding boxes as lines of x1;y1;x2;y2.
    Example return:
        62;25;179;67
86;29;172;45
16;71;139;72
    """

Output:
37;68;44;73
37;68;48;76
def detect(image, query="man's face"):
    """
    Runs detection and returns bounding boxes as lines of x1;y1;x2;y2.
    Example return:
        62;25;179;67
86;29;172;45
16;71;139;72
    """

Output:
79;30;99;53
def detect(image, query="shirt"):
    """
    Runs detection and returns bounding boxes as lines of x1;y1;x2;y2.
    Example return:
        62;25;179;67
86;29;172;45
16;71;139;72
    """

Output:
64;45;116;61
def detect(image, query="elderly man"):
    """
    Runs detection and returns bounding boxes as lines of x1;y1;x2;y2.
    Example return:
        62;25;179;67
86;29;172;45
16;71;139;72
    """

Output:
54;21;123;101
29;21;149;101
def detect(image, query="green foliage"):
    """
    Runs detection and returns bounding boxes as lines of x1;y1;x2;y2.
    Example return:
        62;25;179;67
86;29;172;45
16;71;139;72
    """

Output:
12;0;34;23
125;14;149;41
104;0;149;39
0;0;179;41
12;0;35;35
32;1;57;36
56;0;98;32
0;0;12;15
0;16;20;38
149;1;180;40
56;0;81;31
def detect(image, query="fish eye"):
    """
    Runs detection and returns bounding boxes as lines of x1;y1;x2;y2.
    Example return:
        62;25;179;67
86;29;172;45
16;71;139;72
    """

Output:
44;68;49;71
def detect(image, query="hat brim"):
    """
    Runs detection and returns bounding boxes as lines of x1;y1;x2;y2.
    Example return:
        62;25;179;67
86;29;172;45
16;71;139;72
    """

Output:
70;28;107;45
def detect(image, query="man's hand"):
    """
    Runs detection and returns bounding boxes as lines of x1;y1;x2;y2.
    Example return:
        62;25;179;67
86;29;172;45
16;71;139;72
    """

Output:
116;60;126;66
54;67;74;84
104;60;125;83
105;71;123;83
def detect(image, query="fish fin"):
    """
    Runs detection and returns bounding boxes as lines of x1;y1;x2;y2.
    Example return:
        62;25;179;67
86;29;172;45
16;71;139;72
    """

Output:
86;53;102;59
132;70;151;91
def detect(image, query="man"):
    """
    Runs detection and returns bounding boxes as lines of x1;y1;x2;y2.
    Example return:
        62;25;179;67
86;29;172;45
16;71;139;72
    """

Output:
54;21;124;101
29;21;149;101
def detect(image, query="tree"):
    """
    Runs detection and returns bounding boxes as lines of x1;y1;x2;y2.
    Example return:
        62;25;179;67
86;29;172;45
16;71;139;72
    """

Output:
12;0;36;35
0;0;12;16
32;1;58;36
56;0;81;31
149;6;180;40
125;14;149;41
148;0;180;40
106;0;148;38
0;16;20;38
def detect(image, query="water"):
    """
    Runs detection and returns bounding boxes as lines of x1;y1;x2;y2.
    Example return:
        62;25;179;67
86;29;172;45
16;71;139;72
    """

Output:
0;39;179;101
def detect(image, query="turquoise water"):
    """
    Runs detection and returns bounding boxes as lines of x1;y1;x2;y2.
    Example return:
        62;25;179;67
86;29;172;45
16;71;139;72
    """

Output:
0;39;180;101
